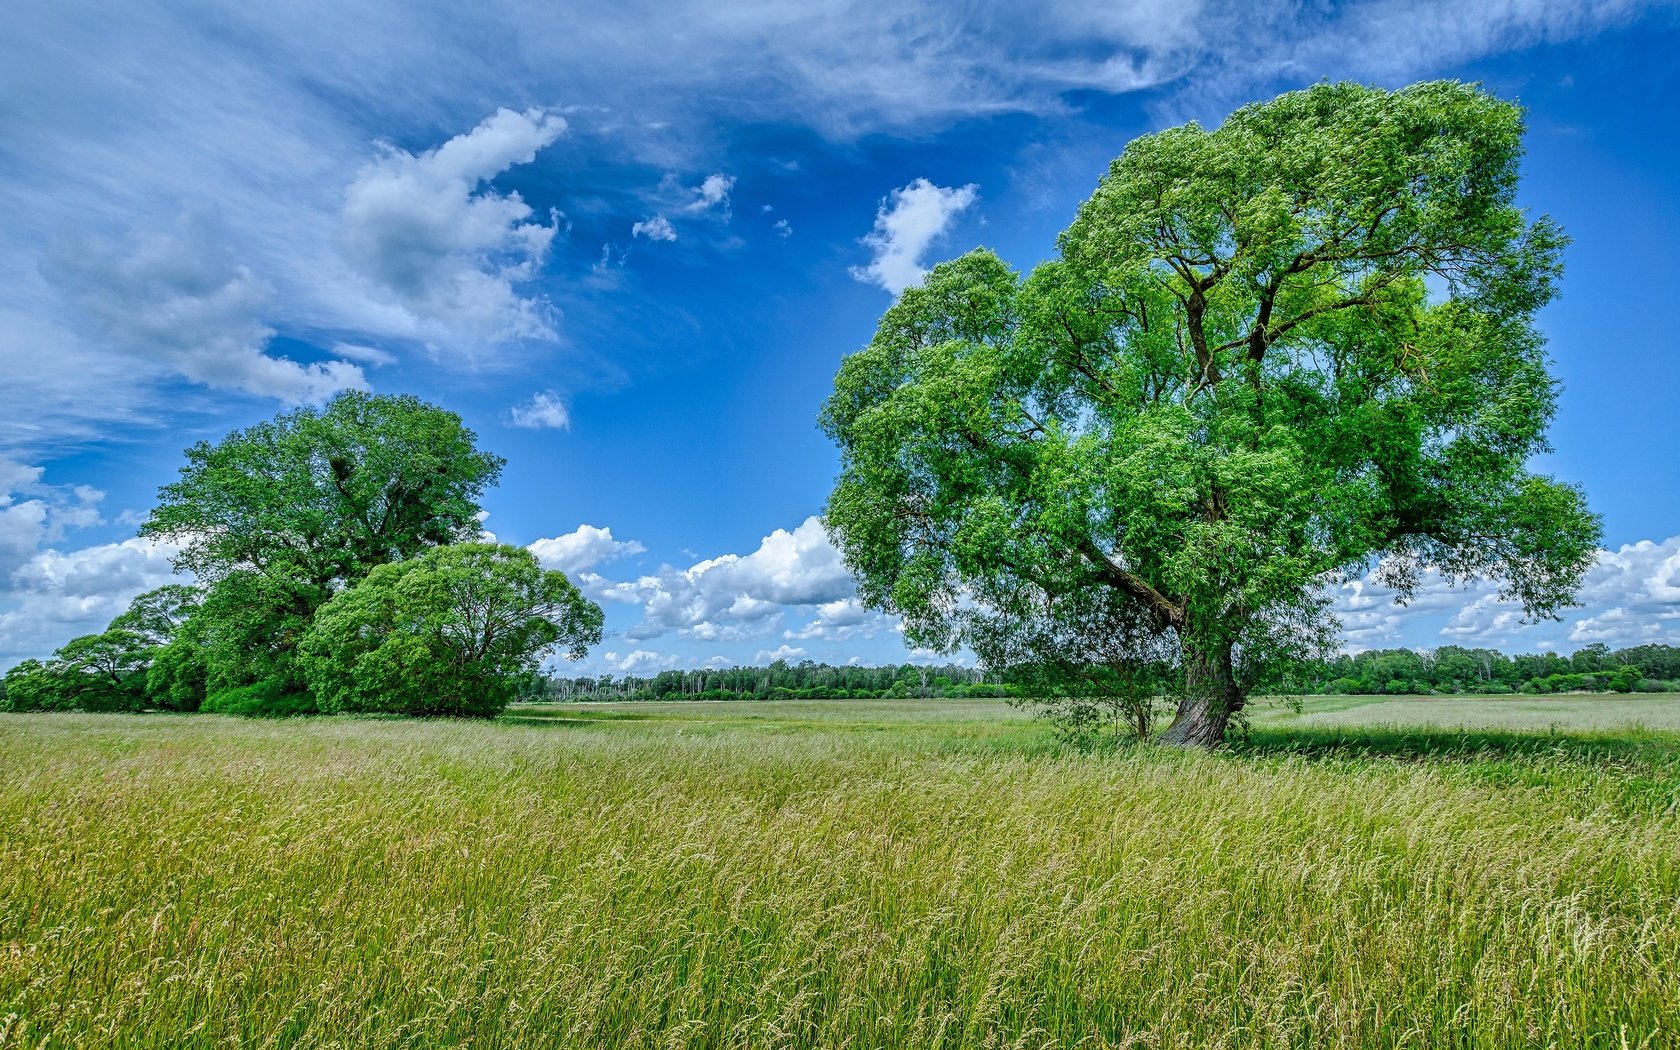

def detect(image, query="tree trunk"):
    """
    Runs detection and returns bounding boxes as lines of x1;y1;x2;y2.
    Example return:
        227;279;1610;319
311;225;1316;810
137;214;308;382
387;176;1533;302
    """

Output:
1157;638;1243;748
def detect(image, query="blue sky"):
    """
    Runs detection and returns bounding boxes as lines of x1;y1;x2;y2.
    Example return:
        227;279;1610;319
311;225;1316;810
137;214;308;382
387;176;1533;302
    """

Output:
3;0;1678;674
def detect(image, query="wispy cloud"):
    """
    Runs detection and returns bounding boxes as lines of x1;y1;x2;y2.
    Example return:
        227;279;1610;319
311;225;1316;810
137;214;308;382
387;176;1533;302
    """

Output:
2;0;1664;450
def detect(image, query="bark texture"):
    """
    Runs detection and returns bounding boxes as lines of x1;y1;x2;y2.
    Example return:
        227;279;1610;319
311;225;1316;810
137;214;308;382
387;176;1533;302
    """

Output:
1157;640;1243;748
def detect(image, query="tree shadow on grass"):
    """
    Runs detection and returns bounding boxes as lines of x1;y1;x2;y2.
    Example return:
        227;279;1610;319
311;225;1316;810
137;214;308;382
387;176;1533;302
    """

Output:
1229;723;1680;770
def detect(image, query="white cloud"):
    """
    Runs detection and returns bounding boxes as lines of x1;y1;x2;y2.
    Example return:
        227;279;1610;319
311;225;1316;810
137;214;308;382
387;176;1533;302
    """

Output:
0;464;106;579
773;218;792;238
0;457;44;493
754;644;807;664
1331;534;1680;651
679;173;735;216
600;649;681;674
509;391;572;430
0;537;184;667
330;342;398;367
585;515;854;643
527;524;646;575
340;107;566;346
40;213;368;405
850;178;979;294
784;597;897;642
632;215;678;242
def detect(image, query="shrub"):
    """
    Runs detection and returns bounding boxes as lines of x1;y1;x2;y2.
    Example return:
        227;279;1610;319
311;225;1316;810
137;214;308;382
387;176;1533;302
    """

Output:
201;679;318;717
299;543;602;719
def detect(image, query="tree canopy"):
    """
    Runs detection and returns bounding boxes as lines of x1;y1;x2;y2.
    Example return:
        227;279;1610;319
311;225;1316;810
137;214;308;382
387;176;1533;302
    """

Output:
143;391;504;587
140;391;506;700
820;81;1601;746
299;543;603;718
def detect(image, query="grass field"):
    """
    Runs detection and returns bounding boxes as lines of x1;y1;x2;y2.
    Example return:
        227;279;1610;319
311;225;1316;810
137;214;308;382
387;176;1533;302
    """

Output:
3;695;1679;1048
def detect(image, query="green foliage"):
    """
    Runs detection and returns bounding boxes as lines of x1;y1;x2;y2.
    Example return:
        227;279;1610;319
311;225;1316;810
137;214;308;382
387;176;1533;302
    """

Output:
1;586;210;712
146;637;209;712
821;81;1600;746
108;584;201;648
299;543;603;718
201;678;318;717
1287;644;1680;697
140;392;504;692
142;391;503;586
1;659;77;712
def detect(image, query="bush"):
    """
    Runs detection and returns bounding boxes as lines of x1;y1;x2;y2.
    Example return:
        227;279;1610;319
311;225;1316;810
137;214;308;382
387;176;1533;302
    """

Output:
146;639;209;712
202;679;318;717
299;544;602;719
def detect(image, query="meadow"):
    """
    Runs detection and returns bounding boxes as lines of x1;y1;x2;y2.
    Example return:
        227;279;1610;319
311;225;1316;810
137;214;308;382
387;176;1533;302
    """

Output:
3;695;1678;1048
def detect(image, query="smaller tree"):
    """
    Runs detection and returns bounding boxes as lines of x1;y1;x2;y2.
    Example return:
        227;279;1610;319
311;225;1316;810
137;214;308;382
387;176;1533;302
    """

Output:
1;659;77;712
52;629;152;711
299;543;603;717
110;585;203;649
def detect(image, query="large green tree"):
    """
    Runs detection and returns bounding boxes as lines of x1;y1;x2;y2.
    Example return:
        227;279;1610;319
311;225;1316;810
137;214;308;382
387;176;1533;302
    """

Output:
141;392;504;693
298;543;603;717
821;81;1600;747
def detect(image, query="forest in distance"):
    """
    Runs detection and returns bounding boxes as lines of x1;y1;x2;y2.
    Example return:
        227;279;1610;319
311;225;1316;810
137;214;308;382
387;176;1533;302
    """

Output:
538;643;1680;704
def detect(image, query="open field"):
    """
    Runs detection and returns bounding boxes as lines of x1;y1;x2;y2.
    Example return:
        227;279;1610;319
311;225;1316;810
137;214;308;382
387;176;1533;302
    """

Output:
3;696;1679;1048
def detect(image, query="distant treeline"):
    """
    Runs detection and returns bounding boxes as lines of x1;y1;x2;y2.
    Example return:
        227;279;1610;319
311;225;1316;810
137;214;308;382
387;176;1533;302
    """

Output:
1290;643;1680;696
538;643;1680;703
537;661;1007;702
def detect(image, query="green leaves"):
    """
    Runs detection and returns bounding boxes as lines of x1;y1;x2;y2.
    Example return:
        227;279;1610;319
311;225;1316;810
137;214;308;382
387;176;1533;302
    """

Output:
142;391;504;587
138;392;507;696
298;543;604;718
821;80;1601;744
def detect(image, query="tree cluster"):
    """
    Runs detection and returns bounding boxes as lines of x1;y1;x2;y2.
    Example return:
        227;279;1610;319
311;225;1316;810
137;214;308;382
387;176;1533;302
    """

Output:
3;393;602;718
1290;643;1678;697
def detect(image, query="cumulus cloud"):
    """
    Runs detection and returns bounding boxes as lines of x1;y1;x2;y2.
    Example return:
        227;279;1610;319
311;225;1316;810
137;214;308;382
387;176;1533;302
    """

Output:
850;178;979;294
341;107;566;345
773;218;792;238
599;649;681;674
0;537;184;667
755;644;807;664
40;214;367;404
0;460;188;666
631;215;678;242
784;597;896;643
0;463;106;579
583;516;854;643
527;524;646;575
509;391;572;430
1331;535;1680;651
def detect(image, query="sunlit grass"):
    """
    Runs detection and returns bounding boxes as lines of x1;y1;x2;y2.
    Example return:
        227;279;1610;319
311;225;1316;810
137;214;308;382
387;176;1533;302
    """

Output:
3;697;1679;1047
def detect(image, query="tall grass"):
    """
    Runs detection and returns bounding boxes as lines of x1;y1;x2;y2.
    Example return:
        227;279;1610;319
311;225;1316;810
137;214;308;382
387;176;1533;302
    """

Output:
3;703;1678;1048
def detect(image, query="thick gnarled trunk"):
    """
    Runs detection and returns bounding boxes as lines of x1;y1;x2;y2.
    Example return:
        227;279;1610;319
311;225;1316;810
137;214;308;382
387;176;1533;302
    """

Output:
1157;637;1243;748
